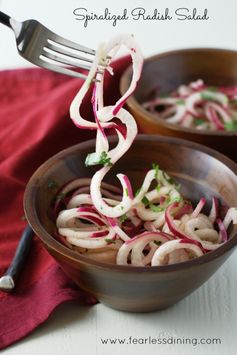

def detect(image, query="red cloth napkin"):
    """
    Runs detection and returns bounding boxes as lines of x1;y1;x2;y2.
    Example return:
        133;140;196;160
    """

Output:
0;56;131;350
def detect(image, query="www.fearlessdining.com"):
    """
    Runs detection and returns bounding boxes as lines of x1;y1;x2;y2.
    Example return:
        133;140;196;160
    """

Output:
100;336;222;346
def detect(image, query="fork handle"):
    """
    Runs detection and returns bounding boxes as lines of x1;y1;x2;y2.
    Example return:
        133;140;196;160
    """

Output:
0;11;11;28
6;225;34;280
0;225;34;292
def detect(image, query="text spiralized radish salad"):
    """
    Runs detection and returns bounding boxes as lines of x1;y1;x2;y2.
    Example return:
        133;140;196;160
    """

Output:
55;35;237;266
143;80;237;131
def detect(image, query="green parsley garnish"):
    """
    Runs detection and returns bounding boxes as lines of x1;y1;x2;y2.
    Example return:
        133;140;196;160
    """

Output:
135;187;141;196
167;196;182;205
156;183;161;192
104;238;116;244
200;91;215;101
176;99;185;105
125;188;129;197
152;163;159;179
85;151;112;167
168;177;177;185
201;90;228;106
119;214;128;223
47;180;59;190
142;196;150;207
224;121;237;132
163;172;177;186
150;204;165;213
207;86;218;92
99;151;112;166
184;199;192;206
195;119;206;126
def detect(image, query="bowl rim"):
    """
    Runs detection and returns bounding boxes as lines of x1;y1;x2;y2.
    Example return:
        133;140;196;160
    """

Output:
120;47;237;137
24;134;237;273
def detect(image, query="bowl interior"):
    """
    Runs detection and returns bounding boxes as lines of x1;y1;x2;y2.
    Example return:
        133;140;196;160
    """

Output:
24;135;237;266
133;48;237;103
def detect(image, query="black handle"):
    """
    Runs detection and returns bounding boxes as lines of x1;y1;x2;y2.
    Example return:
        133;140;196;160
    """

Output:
6;225;34;281
0;11;11;28
0;225;34;292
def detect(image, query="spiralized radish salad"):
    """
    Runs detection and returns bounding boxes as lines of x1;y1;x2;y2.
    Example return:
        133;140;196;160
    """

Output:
55;35;237;266
143;80;237;131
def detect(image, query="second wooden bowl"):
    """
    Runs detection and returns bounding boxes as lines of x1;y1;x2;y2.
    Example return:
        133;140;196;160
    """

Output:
120;48;237;162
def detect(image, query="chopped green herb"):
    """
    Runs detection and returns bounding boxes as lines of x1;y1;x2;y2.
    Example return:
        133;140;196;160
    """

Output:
47;180;58;190
135;187;141;196
200;91;215;101
125;188;129;197
85;151;113;167
169;178;177;186
154;241;162;246
119;214;128;223
150;204;165;213
142;196;150;207
104;238;116;244
194;119;206;126
224;121;237;132
176;99;185;105
99;151;112;166
152;163;159;179
156;184;161;192
184;199;192;206
163;172;176;186
207;86;218;92
201;90;228;106
167;196;182;205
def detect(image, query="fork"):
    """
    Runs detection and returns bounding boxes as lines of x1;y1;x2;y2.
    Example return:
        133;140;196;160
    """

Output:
0;11;108;292
0;11;108;80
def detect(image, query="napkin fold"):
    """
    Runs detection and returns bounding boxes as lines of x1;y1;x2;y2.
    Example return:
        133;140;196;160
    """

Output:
0;56;130;350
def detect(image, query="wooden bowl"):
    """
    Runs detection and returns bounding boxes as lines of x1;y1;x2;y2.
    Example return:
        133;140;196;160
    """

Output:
24;135;237;312
120;48;237;162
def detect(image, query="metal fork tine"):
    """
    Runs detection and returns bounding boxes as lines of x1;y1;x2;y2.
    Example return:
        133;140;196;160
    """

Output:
45;41;94;64
0;12;108;80
37;58;100;82
41;49;92;71
49;34;96;56
41;49;105;74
